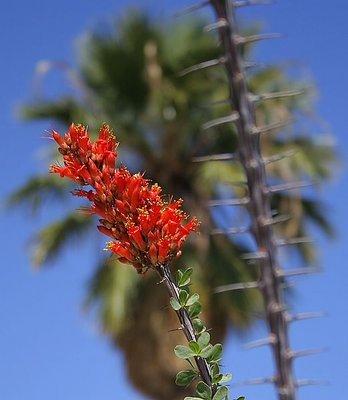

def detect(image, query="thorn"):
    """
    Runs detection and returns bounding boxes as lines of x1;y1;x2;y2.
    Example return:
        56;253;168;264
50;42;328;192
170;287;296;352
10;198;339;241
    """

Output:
241;251;267;260
234;376;275;386
192;152;237;162
197;99;230;107
267;181;315;193
236;32;284;45
277;267;321;277
202;112;239;130
220;180;247;187
263;149;297;164
252;119;293;134
244;334;277;349
243;61;266;69
234;0;272;6
214;281;259;293
278;386;291;396
251;89;305;102
261;214;291;226
196;98;231;107
282;280;296;289
244;61;269;70
204;19;229;32
208;197;249;207
296;379;329;387
289;347;328;359
210;226;249;235
268;301;287;314
275;237;313;247
287;311;327;322
172;0;210;17
168;327;184;333
178;57;225;77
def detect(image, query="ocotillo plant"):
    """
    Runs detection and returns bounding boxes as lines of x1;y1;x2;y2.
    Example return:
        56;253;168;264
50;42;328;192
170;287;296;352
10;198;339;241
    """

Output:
48;122;241;400
9;7;333;400
176;1;326;400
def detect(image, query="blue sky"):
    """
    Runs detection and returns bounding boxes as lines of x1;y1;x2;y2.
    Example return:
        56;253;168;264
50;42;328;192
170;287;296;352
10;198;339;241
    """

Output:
1;1;347;400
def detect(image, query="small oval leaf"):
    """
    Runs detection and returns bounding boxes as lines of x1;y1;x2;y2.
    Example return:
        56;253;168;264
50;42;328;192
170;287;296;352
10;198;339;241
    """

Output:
188;340;200;355
178;267;193;287
179;289;190;306
198;332;210;348
170;297;182;311
188;302;202;318
208;343;223;361
176;370;197;386
220;373;232;383
199;344;213;359
193;318;205;334
184;397;204;400
212;373;223;385
186;293;200;306
212;385;228;400
211;363;220;378
195;381;212;400
174;345;195;359
176;269;183;284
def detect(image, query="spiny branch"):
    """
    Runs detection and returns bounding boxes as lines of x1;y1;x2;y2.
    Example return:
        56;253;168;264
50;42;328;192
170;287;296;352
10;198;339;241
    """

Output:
156;264;213;388
208;1;297;398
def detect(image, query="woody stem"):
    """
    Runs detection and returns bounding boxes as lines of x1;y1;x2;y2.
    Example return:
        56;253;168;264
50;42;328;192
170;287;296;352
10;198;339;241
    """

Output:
156;263;214;391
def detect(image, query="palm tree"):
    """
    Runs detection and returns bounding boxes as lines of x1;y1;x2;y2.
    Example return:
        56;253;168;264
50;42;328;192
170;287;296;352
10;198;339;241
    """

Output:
9;11;335;400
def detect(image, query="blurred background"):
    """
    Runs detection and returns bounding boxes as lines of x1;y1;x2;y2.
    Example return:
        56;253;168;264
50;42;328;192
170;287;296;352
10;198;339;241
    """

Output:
1;1;347;399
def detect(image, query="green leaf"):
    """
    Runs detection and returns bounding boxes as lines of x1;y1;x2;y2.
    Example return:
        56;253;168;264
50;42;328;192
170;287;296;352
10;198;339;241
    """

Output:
212;373;223;385
187;293;200;306
179;289;190;306
188;340;200;355
234;397;245;400
220;373;232;383
188;302;202;318
211;363;220;378
210;363;223;384
178;267;193;287
170;297;182;311
176;269;184;285
175;370;198;386
195;381;212;400
184;397;205;400
199;344;213;359
197;332;210;348
193;318;206;334
174;345;195;359
208;344;223;362
212;386;228;400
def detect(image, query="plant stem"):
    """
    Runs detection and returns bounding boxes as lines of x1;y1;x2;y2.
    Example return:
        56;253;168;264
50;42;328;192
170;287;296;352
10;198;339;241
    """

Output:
156;263;214;391
209;1;296;399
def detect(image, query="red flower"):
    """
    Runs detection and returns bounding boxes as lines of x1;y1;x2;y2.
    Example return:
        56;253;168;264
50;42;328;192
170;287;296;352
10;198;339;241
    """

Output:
49;123;199;274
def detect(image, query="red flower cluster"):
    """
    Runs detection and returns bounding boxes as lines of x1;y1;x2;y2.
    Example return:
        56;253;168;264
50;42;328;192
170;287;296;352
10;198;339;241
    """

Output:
49;123;199;273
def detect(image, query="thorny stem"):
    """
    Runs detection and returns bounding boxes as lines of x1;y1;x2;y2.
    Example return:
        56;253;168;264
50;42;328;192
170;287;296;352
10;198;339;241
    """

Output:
209;1;296;399
156;263;215;393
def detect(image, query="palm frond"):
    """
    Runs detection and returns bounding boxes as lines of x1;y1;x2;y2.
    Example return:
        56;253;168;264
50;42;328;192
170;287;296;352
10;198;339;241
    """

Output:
6;175;73;212
20;97;88;126
84;257;140;335
31;212;93;266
